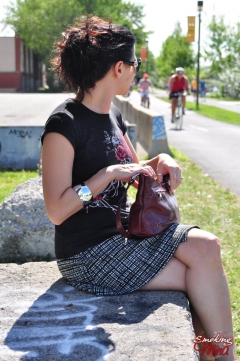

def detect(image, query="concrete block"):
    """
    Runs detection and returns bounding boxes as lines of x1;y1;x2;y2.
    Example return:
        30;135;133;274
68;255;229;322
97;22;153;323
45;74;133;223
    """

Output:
0;261;199;361
0;126;42;169
113;96;171;159
125;121;137;149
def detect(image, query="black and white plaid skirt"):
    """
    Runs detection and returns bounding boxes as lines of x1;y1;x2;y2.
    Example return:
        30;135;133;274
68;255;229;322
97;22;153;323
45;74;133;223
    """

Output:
57;223;197;296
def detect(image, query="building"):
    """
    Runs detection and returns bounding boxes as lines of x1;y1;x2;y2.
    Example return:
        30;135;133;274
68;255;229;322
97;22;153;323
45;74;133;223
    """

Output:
0;34;44;92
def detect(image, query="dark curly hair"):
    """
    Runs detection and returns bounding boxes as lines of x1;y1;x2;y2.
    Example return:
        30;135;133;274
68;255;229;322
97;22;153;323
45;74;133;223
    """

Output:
51;15;136;101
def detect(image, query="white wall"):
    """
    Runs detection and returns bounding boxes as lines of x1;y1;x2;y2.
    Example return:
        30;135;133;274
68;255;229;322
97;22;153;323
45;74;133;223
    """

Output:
0;37;15;72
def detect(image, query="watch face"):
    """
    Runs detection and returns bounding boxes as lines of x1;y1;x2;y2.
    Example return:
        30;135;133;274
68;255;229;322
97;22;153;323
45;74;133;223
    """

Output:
77;185;93;203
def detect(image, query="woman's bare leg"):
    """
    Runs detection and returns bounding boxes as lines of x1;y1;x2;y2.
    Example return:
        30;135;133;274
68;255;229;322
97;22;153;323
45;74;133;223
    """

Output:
139;228;237;360
190;304;215;361
171;97;177;119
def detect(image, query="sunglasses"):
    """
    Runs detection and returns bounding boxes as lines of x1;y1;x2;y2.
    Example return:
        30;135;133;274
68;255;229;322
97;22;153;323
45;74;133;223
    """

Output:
123;58;142;74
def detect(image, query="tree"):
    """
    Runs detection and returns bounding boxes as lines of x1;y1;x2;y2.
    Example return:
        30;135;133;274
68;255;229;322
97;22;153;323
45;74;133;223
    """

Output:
204;16;230;77
204;15;240;77
4;0;149;62
156;22;195;82
219;57;240;99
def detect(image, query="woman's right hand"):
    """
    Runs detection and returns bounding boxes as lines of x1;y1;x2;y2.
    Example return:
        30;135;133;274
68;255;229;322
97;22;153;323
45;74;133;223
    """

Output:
108;163;155;183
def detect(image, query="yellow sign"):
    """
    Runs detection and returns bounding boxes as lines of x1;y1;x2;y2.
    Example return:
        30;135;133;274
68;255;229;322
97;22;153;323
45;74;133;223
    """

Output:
186;16;195;43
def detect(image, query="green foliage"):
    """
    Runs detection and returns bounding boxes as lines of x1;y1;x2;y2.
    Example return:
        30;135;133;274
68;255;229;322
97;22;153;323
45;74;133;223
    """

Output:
156;22;195;82
219;57;240;99
205;15;240;78
0;170;38;204
4;0;148;62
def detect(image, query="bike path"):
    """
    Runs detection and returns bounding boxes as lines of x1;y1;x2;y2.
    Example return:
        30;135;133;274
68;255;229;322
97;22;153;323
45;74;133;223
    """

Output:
130;91;240;199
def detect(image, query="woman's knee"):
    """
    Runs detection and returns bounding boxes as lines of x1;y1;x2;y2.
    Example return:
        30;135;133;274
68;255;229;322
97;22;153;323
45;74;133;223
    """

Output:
176;229;221;267
195;230;221;263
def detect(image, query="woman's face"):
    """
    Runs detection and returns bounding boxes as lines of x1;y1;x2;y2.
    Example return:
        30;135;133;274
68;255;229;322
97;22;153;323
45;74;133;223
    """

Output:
119;45;136;95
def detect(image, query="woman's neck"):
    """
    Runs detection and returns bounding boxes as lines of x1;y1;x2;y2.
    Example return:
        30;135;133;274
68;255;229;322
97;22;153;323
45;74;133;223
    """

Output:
77;78;115;114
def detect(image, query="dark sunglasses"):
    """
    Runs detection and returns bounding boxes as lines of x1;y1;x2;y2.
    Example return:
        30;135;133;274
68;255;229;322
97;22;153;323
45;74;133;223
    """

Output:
123;58;142;74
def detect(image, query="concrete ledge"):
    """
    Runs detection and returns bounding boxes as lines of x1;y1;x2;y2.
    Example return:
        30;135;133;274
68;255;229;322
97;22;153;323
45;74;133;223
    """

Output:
113;96;171;158
0;126;42;169
0;262;198;361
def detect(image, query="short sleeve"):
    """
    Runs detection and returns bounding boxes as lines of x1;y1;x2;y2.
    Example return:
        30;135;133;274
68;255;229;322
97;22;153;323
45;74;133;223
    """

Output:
110;103;127;135
41;114;78;150
119;116;127;135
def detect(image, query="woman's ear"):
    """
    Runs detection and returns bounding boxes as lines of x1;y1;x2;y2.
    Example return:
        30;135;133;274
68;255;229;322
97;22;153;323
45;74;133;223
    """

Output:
113;61;123;78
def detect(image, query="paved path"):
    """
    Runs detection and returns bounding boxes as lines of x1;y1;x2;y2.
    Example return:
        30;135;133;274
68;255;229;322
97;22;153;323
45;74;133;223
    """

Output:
0;93;71;126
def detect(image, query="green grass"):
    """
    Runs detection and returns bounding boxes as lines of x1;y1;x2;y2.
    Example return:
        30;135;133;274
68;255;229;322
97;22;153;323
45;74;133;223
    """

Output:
159;96;240;126
0;170;38;203
129;149;240;355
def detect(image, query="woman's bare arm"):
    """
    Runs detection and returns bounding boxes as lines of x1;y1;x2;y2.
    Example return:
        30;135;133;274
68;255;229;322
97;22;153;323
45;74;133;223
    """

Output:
42;133;115;225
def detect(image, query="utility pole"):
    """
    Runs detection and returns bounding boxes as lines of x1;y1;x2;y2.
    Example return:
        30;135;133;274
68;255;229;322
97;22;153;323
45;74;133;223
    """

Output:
146;39;148;73
196;1;203;110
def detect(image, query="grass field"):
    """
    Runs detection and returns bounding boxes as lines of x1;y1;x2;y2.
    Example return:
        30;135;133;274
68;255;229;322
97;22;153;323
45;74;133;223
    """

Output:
1;161;239;354
159;96;240;126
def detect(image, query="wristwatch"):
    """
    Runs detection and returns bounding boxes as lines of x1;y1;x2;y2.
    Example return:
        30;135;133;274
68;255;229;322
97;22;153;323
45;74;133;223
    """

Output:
75;183;93;208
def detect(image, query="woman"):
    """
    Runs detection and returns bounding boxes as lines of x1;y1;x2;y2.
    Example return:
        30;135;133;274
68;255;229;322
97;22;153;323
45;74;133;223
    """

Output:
41;16;237;360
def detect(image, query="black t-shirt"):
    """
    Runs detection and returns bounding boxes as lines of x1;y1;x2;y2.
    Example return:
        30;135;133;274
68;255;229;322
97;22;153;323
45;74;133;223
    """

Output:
41;98;133;259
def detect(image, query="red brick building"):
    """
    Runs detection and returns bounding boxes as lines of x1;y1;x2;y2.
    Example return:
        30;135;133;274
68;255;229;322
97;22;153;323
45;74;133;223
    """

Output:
0;35;44;92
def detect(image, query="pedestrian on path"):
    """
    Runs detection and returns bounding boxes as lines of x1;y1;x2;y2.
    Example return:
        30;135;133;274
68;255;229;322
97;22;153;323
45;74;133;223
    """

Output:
191;77;197;101
41;15;237;360
200;77;207;101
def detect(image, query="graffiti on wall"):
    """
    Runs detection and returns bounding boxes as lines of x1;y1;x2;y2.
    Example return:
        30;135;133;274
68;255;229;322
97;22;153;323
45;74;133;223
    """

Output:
8;129;32;139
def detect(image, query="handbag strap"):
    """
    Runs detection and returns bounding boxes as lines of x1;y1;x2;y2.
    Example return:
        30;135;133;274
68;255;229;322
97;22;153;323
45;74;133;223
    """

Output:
116;175;139;238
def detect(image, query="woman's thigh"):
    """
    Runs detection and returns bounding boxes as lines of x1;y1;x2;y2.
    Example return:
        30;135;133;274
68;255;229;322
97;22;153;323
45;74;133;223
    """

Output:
139;256;187;292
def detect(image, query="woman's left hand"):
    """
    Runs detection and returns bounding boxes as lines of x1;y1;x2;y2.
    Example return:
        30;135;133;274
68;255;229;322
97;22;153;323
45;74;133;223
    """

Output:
156;154;182;192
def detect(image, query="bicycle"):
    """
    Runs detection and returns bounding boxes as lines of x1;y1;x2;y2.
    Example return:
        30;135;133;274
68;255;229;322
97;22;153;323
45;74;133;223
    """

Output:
173;92;184;130
141;92;149;108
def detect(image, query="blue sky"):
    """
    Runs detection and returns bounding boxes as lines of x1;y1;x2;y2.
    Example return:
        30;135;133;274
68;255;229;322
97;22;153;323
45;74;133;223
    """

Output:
1;0;240;57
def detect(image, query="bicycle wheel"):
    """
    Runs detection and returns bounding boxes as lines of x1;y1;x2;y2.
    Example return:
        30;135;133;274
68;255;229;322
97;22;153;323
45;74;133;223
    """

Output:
175;104;183;130
143;96;147;108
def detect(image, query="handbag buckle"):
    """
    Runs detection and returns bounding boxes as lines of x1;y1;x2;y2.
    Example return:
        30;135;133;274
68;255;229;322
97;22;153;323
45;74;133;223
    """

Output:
157;191;163;200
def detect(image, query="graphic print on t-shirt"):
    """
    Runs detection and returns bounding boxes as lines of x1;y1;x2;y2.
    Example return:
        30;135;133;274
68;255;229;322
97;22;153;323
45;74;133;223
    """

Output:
103;130;132;164
88;130;132;214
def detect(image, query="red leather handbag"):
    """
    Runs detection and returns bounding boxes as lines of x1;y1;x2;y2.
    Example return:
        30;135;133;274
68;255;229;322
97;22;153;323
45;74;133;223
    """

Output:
116;173;180;238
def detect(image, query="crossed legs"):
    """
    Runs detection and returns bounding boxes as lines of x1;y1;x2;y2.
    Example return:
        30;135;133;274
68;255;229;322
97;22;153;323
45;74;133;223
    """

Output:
139;228;237;360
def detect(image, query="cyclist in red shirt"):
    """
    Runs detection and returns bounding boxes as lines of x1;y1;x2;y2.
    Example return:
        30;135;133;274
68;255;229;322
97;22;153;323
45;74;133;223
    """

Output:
169;67;189;123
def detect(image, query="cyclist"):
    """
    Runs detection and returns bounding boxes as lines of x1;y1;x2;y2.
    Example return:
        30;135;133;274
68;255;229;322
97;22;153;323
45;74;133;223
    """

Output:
138;73;153;108
169;67;189;123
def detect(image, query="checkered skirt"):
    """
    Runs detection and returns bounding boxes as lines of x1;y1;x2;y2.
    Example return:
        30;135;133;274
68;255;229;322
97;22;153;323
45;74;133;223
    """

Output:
57;223;197;296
